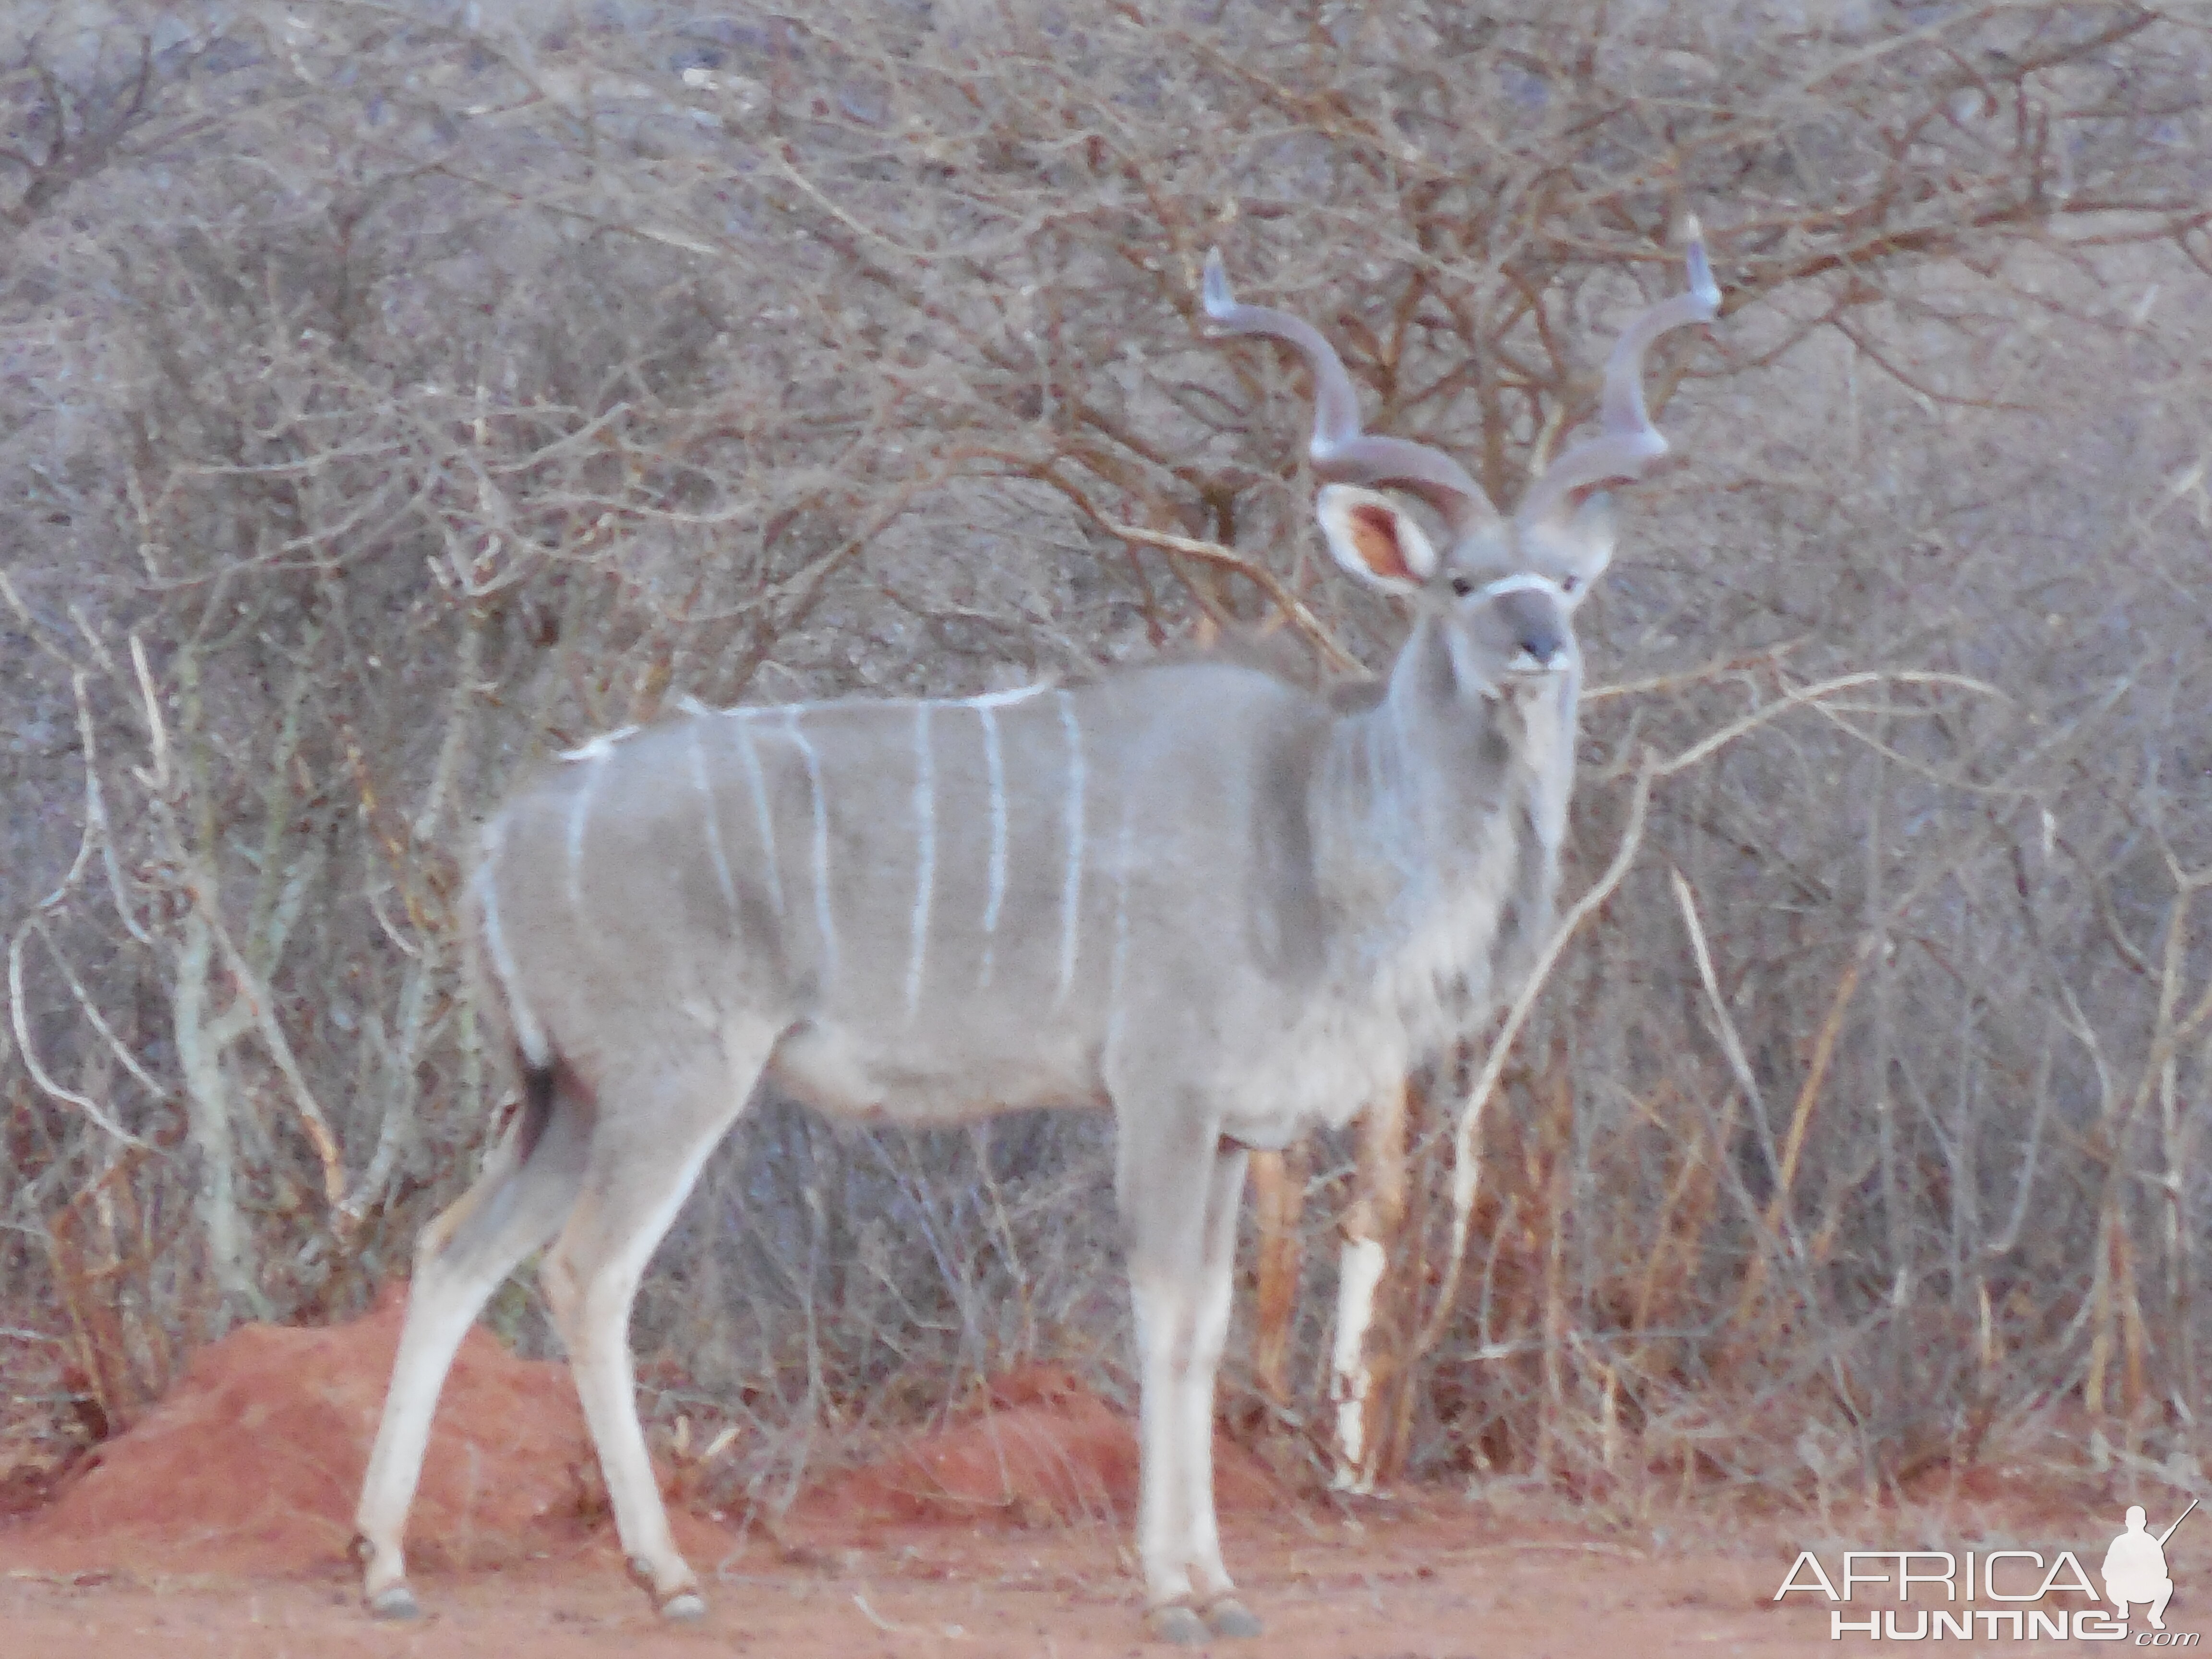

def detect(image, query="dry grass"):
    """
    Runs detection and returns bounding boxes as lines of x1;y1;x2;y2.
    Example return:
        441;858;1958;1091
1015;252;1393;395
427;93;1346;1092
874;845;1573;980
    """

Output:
2;0;2210;1516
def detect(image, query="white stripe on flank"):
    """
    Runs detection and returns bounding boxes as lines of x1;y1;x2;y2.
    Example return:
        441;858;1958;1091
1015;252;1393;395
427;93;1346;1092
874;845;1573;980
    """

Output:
565;747;607;915
476;825;548;1065
1055;690;1085;1003
787;708;838;982
687;721;739;923
905;704;936;1018
977;704;1008;988
1104;796;1136;1056
729;710;785;917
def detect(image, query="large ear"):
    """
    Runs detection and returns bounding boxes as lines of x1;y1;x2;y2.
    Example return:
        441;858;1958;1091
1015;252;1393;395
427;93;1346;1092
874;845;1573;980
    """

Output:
1551;491;1617;603
1315;484;1437;596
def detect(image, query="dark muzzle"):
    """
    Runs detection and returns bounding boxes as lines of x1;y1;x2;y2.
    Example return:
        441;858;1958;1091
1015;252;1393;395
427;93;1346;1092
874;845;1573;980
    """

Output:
1494;588;1568;670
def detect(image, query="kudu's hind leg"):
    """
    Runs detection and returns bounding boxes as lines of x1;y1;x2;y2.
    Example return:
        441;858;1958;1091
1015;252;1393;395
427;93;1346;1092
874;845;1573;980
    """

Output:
539;1035;771;1620
1124;1119;1261;1643
354;1074;591;1617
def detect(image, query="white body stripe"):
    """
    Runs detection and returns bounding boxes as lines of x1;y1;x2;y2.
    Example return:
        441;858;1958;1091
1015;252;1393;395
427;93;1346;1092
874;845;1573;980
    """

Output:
978;705;1008;987
687;723;739;922
565;749;607;915
474;828;548;1065
904;705;936;1018
787;709;838;982
729;711;784;917
1055;690;1086;1002
1104;797;1136;1057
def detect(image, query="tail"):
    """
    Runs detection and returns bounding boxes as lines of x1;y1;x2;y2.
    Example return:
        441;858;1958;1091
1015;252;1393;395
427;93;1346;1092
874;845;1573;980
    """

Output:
465;837;559;1154
515;1056;556;1162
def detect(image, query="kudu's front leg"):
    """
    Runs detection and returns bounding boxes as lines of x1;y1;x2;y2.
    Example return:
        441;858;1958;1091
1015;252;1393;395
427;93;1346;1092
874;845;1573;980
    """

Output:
1124;1122;1261;1643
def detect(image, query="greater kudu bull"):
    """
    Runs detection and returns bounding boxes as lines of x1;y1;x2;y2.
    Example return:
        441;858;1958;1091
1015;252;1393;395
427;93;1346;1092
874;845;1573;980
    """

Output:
352;228;1718;1642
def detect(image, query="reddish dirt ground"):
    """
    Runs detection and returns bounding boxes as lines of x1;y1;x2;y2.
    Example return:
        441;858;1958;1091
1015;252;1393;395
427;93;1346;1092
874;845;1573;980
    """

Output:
0;1302;2142;1656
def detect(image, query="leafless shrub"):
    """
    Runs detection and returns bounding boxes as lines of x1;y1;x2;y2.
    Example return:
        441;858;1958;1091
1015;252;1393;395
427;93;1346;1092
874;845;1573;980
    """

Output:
2;0;2209;1516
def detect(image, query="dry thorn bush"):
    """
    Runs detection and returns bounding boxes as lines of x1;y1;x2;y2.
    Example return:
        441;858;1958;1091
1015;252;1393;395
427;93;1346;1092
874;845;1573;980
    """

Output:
1;0;2209;1517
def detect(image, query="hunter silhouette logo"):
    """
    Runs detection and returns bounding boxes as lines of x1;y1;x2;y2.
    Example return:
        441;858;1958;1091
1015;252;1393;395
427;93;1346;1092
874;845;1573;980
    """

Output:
1775;1500;2201;1641
2105;1501;2193;1632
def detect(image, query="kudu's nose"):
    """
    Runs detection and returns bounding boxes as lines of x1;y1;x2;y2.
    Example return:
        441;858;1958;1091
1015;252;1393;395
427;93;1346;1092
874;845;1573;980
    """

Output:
1495;589;1567;670
1517;622;1564;665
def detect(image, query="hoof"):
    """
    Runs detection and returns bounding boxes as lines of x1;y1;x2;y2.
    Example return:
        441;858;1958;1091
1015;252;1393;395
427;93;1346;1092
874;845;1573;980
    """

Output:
627;1554;705;1619
1205;1597;1264;1638
367;1584;421;1621
1145;1603;1211;1645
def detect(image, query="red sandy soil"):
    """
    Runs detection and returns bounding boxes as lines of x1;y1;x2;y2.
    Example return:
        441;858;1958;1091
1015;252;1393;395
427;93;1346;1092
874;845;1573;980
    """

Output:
0;1299;2146;1656
790;1362;1280;1533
